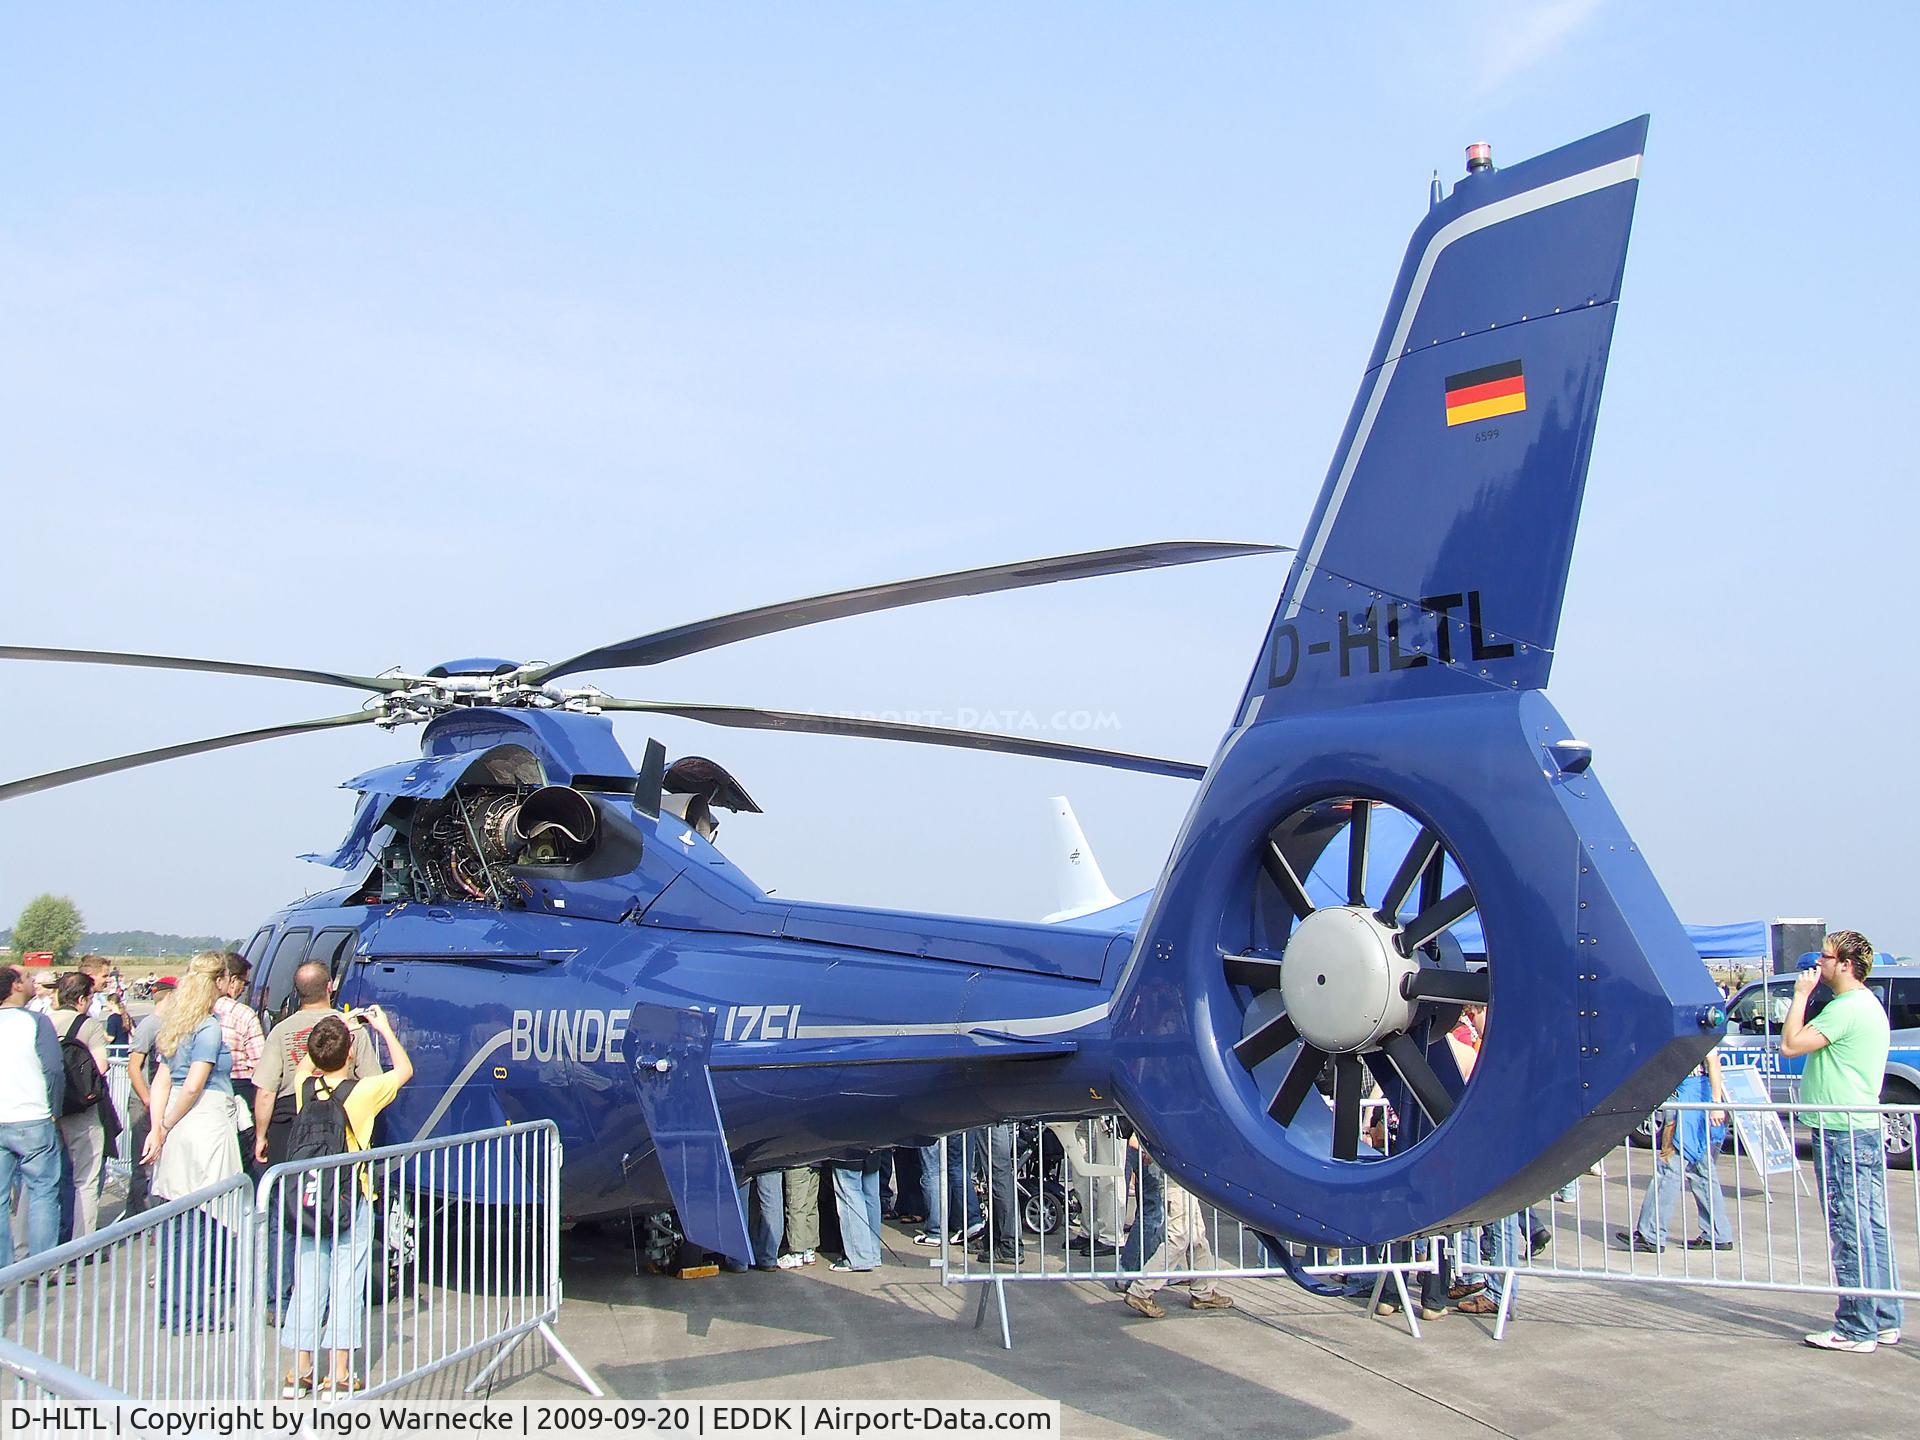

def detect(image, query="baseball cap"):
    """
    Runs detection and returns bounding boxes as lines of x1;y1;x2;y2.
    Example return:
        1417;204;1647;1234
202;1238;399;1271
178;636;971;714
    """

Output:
1797;951;1822;971
154;975;179;990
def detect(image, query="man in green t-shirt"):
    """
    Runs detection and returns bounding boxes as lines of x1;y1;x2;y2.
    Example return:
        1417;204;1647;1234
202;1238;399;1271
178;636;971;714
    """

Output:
1781;929;1902;1352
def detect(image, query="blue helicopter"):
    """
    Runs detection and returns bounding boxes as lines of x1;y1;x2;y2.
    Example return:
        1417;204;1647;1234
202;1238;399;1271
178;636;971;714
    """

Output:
3;115;1722;1262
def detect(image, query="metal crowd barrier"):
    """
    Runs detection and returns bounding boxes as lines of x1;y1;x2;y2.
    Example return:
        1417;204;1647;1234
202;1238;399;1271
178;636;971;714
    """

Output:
931;1116;1441;1349
0;1174;253;1405
928;1097;1917;1348
1458;1098;1920;1340
251;1120;597;1401
0;1119;596;1404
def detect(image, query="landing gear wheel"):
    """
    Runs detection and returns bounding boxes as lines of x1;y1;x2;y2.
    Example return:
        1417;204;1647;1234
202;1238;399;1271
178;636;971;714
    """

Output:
1225;796;1487;1163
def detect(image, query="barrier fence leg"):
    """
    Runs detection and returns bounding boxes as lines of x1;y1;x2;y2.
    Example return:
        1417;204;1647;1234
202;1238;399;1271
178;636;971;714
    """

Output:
1367;1268;1423;1338
463;1331;530;1395
1492;1271;1515;1342
462;1323;603;1398
971;1278;1012;1352
535;1322;603;1397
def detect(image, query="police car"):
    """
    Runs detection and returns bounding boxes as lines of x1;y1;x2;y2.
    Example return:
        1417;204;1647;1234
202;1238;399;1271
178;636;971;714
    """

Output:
1718;961;1920;1168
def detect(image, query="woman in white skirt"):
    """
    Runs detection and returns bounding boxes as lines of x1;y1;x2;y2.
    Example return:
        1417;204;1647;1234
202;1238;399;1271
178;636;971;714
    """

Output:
142;951;241;1331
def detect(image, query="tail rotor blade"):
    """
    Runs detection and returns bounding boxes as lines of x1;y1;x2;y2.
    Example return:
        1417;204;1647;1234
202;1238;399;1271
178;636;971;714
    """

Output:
1397;886;1477;956
1331;1055;1365;1161
1400;967;1490;1006
1375;827;1442;925
1261;841;1316;921
1380;1031;1458;1125
1345;800;1371;906
1223;953;1286;992
1232;1011;1299;1070
1268;1044;1328;1125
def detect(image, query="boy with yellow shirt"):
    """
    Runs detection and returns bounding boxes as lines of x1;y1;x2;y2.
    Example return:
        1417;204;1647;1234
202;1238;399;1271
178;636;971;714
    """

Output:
282;1005;413;1397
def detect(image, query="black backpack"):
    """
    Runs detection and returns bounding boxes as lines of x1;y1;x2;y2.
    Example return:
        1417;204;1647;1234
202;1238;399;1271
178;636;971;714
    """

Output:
59;1014;105;1115
282;1076;361;1235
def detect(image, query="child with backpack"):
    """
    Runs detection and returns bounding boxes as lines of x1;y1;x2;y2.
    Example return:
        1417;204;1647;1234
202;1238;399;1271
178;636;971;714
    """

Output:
280;1006;412;1398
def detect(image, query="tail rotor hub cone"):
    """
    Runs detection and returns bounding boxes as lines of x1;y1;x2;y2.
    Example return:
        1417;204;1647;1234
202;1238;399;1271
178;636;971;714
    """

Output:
1279;908;1419;1054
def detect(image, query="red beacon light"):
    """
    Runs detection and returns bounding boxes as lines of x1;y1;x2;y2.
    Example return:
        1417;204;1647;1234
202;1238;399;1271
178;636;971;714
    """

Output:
1465;141;1494;174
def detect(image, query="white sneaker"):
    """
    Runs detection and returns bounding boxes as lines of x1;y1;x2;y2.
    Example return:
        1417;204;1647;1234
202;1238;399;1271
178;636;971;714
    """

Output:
1803;1330;1877;1353
776;1253;803;1270
1879;1328;1900;1345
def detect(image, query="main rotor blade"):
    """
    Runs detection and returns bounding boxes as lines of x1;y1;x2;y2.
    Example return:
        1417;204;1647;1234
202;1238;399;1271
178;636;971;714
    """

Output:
529;540;1286;682
0;710;383;802
0;645;408;693
594;700;1204;779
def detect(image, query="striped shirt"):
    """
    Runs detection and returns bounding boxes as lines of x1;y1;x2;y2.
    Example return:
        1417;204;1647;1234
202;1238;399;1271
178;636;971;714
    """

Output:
213;995;266;1082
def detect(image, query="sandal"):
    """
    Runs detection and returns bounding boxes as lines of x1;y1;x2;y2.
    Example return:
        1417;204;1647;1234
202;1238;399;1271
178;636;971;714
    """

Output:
281;1372;315;1400
319;1376;366;1397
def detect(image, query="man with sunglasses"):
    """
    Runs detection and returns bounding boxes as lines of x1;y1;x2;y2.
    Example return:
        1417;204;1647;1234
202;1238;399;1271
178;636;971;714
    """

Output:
1783;930;1902;1352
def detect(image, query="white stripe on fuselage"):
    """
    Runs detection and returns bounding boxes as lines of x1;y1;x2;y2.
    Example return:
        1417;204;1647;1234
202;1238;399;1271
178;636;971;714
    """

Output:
411;1000;1114;1139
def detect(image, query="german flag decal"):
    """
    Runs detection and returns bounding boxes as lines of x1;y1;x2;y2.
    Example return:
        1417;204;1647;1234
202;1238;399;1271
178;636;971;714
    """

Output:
1444;359;1526;426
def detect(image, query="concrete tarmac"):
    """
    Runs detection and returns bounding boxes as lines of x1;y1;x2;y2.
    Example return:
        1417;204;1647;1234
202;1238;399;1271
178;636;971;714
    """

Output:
456;1215;1916;1440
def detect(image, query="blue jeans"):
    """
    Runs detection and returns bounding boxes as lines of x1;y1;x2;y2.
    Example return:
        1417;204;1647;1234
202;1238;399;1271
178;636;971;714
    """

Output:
284;1197;374;1354
0;1119;62;1267
831;1158;884;1269
730;1172;785;1269
157;1207;239;1332
944;1130;985;1234
1634;1146;1732;1246
1460;1211;1522;1304
1119;1150;1166;1271
913;1143;941;1222
1814;1125;1904;1341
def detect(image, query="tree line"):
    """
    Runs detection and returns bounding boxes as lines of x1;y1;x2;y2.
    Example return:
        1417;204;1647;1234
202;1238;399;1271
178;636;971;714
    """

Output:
4;894;237;961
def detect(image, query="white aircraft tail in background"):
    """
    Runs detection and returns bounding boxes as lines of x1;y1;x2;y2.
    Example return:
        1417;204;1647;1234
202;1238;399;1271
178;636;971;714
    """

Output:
1040;795;1121;923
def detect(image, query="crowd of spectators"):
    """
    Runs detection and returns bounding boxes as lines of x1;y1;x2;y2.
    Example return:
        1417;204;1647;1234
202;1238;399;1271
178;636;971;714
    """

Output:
0;951;413;1394
5;927;1903;1365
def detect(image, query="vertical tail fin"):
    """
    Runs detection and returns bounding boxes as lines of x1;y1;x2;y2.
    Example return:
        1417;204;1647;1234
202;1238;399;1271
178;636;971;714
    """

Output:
1111;120;1722;1249
1242;116;1647;722
1040;796;1122;923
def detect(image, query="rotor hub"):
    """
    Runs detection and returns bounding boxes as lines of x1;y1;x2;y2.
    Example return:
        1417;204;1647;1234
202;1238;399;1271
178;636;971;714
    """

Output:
1278;907;1419;1054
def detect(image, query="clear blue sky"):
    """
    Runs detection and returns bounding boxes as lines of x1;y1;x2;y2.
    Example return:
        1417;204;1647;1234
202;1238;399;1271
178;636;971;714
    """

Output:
3;4;1914;955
